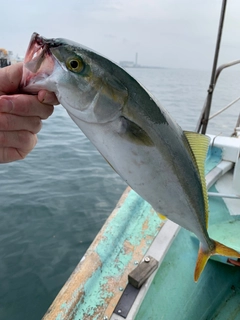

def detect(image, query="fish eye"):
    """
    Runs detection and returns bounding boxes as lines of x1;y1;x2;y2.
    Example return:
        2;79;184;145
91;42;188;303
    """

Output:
66;57;85;73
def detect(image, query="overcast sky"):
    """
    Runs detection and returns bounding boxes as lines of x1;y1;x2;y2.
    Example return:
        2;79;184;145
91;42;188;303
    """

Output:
1;0;240;69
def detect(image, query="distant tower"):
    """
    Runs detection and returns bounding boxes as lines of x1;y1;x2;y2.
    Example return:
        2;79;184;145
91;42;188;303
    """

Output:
135;52;138;67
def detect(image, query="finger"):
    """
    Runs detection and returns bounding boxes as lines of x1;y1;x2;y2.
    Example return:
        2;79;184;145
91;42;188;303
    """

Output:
0;63;23;95
0;113;42;134
38;90;59;105
0;94;54;119
0;131;37;163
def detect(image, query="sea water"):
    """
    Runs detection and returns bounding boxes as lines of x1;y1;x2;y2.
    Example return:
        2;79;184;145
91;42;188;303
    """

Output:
0;67;240;320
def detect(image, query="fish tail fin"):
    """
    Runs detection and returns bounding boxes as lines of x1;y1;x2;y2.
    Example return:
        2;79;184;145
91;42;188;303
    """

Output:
194;244;211;282
194;240;240;282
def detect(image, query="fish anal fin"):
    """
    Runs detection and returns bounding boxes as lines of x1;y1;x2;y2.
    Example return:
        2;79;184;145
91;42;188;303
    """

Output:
194;240;240;282
184;131;210;226
157;213;168;221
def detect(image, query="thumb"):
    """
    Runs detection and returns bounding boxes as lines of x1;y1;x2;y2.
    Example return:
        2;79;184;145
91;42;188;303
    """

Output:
38;90;59;105
0;63;23;95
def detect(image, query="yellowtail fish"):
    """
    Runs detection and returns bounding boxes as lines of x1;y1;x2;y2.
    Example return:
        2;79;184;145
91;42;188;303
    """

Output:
21;33;240;281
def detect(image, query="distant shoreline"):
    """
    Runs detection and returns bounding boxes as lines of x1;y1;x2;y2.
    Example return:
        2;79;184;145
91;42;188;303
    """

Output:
122;65;166;69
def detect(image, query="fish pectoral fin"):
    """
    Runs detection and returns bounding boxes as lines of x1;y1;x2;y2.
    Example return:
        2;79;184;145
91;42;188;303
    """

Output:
118;116;154;146
194;240;240;282
184;131;210;227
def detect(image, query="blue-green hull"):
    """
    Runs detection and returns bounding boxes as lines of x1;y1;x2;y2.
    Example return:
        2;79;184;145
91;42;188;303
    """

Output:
43;138;240;320
136;207;240;320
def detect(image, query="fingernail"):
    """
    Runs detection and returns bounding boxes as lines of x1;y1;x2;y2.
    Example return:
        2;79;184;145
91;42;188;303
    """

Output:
0;98;13;112
38;91;59;105
41;92;52;104
38;91;47;103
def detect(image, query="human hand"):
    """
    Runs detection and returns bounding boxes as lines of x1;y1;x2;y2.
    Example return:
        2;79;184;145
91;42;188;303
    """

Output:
0;62;59;163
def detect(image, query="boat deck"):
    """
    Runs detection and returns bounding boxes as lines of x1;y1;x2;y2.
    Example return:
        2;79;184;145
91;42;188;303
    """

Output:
135;195;240;320
134;140;240;320
43;138;240;320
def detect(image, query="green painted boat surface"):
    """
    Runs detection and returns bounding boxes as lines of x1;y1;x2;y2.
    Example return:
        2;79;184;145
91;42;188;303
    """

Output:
135;189;240;320
43;138;240;320
43;187;163;320
134;141;240;320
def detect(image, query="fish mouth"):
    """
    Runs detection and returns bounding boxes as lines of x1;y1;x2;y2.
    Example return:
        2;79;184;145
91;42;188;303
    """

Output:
21;33;59;92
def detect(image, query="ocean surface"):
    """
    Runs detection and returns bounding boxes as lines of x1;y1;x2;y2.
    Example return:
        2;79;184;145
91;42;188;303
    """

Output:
0;66;240;320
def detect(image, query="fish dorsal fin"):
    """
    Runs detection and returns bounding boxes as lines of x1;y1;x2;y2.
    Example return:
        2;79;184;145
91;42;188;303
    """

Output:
184;131;210;227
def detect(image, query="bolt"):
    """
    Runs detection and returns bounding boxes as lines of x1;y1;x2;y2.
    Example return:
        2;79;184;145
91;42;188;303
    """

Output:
103;316;108;320
119;287;123;291
118;309;122;314
144;256;150;263
134;261;139;265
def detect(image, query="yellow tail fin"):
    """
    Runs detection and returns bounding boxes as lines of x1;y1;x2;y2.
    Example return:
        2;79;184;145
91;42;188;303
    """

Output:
194;240;240;282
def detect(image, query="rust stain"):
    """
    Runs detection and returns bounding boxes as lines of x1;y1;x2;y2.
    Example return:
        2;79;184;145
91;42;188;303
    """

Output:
42;186;163;320
142;219;149;231
42;251;102;320
43;188;132;320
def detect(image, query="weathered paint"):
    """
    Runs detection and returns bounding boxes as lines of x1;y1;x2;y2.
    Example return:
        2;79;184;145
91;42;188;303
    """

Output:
43;187;162;320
